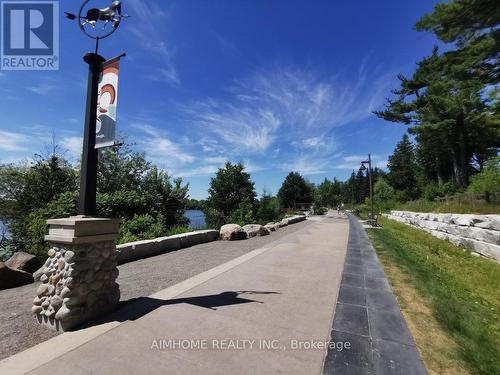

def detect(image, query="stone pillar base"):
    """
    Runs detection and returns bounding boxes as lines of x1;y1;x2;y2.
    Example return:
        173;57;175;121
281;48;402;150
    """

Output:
33;216;120;332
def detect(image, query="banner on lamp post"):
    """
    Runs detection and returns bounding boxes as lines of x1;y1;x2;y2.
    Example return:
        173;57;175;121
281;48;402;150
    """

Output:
95;54;124;149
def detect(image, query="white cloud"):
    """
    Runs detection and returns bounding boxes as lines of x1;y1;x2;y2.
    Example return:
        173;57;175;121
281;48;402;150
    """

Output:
61;136;83;161
27;82;55;95
174;165;220;178
182;65;390;158
131;123;195;166
335;154;388;170
127;1;178;85
0;131;29;151
280;155;331;175
205;156;228;164
145;67;179;85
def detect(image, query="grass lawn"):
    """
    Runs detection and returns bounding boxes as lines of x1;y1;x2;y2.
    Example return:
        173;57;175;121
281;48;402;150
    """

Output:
367;217;500;375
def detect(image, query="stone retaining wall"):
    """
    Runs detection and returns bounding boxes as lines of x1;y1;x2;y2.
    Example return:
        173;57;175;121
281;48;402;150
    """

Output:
383;211;500;262
116;230;219;264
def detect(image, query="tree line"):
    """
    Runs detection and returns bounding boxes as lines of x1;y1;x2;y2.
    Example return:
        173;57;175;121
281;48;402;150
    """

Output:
0;143;190;258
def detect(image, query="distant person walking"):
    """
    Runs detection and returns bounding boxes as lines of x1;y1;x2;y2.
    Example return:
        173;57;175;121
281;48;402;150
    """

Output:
336;205;340;215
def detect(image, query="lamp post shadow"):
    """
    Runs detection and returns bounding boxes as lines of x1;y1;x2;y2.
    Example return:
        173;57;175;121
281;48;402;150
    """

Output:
77;290;280;330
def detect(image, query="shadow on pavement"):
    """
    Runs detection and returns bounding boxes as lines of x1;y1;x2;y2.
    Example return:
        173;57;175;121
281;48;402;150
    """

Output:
78;290;279;330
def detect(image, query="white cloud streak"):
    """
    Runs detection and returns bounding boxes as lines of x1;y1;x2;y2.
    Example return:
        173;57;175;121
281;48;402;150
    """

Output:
131;124;195;167
126;1;179;84
182;65;392;163
0;131;29;151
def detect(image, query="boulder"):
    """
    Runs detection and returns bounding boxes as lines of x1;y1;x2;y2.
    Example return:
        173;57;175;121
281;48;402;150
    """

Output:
0;262;34;290
220;224;247;241
284;215;307;225
265;223;277;231
242;224;270;238
278;220;288;227
5;252;42;274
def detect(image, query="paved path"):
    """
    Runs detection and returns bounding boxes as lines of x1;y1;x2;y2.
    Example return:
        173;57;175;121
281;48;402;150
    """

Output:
0;219;311;361
1;214;426;374
1;214;349;374
324;215;426;375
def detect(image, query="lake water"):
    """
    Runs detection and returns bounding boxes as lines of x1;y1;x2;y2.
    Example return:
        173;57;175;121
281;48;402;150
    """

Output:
0;221;10;239
184;210;206;229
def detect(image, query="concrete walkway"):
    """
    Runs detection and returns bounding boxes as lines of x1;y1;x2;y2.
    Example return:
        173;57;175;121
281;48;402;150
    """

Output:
1;214;349;375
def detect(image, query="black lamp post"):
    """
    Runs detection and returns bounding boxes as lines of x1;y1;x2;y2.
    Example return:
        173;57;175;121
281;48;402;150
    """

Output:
65;0;128;216
360;154;375;225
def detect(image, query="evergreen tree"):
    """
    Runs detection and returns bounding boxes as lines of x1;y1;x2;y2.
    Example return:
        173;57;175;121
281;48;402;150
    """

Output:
386;134;418;197
375;49;498;187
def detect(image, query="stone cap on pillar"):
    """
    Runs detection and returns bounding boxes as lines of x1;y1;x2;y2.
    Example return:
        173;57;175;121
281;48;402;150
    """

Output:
45;216;121;244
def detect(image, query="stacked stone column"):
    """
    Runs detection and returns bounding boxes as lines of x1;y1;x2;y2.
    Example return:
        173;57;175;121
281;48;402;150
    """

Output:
33;216;120;331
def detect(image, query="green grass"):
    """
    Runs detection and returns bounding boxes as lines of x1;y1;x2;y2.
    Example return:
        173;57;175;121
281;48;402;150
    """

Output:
393;200;500;214
367;217;500;375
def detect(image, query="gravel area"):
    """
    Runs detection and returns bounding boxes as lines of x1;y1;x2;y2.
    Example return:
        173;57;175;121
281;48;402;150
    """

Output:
0;220;313;360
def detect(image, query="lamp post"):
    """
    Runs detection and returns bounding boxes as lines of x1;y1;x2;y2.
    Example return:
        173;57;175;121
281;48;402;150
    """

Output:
65;0;128;215
360;154;375;225
351;169;355;211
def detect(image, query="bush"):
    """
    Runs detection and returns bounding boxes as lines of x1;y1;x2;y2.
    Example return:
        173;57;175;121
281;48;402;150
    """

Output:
14;191;78;258
422;181;460;201
97;190;150;219
166;226;192;236
118;214;165;244
468;157;500;198
227;200;255;227
256;192;281;223
315;207;327;215
204;208;225;229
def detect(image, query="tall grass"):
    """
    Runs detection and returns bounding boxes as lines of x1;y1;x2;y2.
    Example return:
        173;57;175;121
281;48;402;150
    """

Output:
394;200;500;214
368;217;500;375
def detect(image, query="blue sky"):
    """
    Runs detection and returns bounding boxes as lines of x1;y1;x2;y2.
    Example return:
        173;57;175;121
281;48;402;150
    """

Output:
0;0;443;199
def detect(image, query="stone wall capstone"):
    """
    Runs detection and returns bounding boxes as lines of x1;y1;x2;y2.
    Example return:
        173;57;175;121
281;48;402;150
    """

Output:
383;211;500;262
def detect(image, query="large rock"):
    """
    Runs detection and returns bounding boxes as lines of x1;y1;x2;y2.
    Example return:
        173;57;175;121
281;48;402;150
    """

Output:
242;224;270;238
284;215;307;225
0;262;34;290
5;252;42;274
220;224;247;241
265;223;278;231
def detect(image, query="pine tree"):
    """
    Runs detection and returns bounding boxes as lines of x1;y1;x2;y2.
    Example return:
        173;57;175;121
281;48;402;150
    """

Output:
387;134;418;195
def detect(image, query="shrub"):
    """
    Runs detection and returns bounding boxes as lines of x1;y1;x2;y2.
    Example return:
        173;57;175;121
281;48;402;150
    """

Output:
20;191;78;257
204;208;225;229
118;214;165;244
166;226;193;236
315;207;327;215
227;200;255;227
468;157;500;198
256;192;281;223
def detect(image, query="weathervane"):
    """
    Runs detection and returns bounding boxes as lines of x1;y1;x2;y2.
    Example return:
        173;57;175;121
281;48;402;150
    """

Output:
65;0;129;53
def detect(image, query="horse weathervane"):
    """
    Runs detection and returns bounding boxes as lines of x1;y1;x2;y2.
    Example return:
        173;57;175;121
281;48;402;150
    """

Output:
65;0;129;44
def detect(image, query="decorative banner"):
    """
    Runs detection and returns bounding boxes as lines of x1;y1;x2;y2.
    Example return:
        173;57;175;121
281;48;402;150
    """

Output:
95;55;123;149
